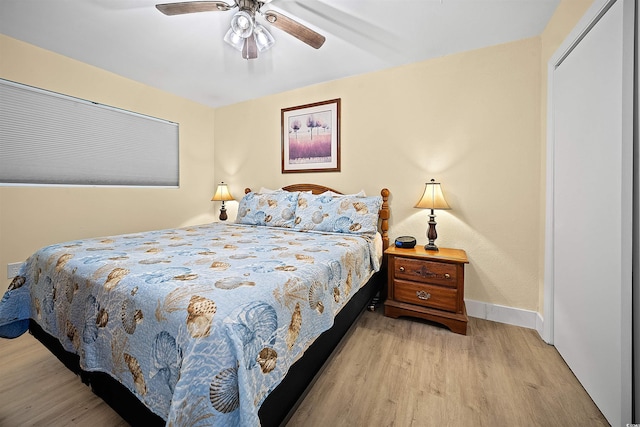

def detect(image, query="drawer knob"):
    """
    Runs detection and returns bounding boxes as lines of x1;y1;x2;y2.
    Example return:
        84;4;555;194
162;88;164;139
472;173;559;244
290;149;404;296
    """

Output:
399;266;405;272
444;273;451;279
416;290;431;300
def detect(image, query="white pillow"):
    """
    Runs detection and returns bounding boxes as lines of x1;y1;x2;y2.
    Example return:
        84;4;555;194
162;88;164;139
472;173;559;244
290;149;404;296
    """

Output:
320;190;367;198
258;187;280;194
259;187;313;194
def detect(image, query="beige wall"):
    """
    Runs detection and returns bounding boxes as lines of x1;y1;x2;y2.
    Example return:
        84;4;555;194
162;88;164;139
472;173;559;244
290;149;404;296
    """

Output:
215;37;542;311
0;0;592;313
214;1;592;314
0;35;217;294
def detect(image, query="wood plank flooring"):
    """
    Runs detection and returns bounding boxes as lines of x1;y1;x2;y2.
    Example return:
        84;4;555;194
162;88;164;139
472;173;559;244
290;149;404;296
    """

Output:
0;310;607;426
0;328;128;427
287;310;608;426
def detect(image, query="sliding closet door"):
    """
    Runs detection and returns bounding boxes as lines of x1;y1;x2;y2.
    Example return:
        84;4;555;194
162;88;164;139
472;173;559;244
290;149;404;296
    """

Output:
635;1;640;420
551;0;633;425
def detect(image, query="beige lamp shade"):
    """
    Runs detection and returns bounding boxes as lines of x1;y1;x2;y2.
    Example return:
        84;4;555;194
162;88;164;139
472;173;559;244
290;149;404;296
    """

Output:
211;182;234;202
415;179;450;210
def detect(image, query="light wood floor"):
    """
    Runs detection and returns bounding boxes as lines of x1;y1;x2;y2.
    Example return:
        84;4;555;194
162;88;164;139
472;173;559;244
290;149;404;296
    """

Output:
0;310;607;426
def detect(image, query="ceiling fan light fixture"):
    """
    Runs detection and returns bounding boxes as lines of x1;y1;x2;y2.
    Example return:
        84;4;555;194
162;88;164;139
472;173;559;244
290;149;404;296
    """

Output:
231;10;254;38
223;27;244;51
156;1;326;58
254;24;275;52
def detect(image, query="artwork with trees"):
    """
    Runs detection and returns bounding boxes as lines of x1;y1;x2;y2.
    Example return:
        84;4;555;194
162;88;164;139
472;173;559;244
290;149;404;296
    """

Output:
281;99;340;173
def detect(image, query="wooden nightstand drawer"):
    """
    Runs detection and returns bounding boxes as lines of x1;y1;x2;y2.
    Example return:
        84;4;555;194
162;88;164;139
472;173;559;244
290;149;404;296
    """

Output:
394;257;457;288
393;279;458;312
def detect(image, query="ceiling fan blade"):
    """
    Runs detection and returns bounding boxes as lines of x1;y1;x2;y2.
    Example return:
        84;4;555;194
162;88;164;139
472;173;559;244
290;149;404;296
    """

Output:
156;1;233;16
263;10;325;49
277;1;404;60
242;36;258;59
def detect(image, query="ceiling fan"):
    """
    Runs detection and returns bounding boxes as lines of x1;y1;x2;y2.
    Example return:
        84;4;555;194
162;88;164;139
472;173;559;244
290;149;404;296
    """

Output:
156;0;326;60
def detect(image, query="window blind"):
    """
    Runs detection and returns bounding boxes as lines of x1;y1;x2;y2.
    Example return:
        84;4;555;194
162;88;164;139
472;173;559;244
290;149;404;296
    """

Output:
0;79;179;187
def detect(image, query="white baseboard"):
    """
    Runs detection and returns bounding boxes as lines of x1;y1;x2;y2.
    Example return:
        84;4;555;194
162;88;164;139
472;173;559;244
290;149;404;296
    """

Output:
466;299;542;334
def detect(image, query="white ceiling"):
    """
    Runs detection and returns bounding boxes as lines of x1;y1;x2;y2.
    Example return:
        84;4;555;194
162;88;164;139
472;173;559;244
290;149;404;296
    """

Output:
0;0;559;108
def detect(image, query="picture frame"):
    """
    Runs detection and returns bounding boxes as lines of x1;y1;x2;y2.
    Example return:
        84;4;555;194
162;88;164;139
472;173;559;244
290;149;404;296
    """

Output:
281;98;341;173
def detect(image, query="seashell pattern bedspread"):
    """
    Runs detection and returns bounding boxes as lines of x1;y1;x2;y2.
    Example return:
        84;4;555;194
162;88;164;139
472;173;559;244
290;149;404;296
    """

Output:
0;222;381;425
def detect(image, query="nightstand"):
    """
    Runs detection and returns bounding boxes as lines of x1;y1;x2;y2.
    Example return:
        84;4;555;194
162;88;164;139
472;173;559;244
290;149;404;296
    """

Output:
384;246;469;335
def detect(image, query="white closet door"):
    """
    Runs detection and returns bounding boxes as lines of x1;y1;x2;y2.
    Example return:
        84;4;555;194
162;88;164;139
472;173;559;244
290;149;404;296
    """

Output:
552;0;633;426
635;2;640;420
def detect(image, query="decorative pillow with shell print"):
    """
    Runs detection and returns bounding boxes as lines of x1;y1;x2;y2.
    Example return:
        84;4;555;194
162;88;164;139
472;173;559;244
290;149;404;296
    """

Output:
294;193;382;236
236;191;299;227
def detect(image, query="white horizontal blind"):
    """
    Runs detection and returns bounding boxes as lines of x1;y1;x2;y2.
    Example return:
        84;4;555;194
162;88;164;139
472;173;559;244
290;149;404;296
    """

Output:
0;79;179;186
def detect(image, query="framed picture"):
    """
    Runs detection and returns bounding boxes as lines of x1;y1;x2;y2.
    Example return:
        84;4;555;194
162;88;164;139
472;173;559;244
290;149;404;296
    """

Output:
281;98;341;173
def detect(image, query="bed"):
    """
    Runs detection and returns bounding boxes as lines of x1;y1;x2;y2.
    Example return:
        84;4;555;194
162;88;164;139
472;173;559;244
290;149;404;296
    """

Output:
0;183;390;426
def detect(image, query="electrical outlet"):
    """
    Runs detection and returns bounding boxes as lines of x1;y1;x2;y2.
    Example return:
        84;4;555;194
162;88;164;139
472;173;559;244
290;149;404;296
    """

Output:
7;262;22;279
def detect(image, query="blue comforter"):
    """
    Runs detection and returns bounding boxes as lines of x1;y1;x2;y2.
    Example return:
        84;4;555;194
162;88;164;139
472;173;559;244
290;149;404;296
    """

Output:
0;222;380;425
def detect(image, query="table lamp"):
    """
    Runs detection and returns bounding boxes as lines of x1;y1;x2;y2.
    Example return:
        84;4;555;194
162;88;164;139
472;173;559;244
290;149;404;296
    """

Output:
415;179;450;251
211;182;234;221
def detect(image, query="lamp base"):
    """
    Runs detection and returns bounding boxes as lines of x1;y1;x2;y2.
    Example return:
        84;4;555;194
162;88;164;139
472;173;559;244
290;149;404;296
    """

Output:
219;205;228;221
425;210;439;251
424;243;439;251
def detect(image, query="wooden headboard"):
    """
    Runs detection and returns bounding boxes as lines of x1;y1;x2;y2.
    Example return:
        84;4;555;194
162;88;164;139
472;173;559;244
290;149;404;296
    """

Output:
244;184;390;250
